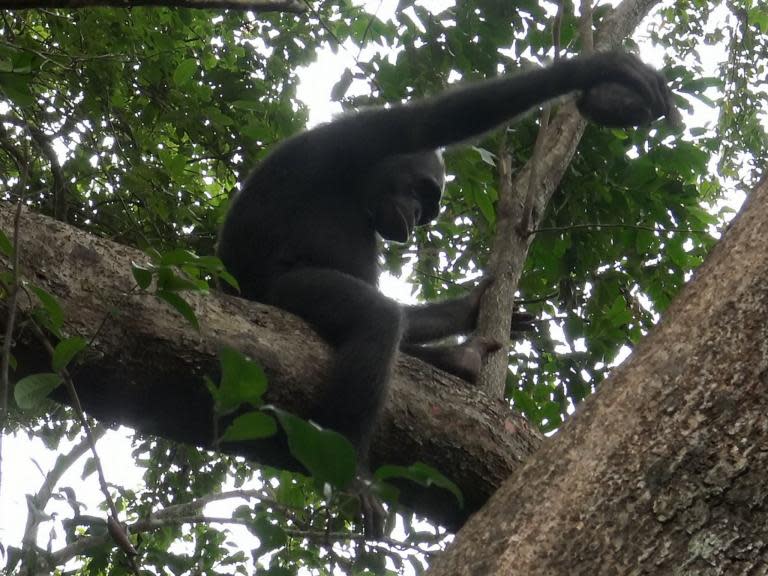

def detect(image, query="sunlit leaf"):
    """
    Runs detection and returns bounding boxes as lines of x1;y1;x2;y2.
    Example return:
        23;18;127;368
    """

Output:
214;347;268;414
268;407;356;489
14;373;63;409
131;262;154;290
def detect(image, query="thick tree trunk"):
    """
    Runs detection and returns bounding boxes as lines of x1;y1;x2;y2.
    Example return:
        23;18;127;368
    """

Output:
0;203;541;532
428;175;768;574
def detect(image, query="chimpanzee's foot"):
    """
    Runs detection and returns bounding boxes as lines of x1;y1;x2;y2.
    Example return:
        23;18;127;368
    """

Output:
402;336;502;382
351;474;387;539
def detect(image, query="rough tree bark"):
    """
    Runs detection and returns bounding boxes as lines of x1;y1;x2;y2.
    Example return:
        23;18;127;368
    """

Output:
428;174;768;574
0;202;541;532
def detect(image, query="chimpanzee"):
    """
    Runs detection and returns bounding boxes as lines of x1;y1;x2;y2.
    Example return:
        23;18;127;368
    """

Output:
218;51;676;535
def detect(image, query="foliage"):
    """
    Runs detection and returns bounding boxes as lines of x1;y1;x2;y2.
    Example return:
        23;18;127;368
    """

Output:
0;0;765;574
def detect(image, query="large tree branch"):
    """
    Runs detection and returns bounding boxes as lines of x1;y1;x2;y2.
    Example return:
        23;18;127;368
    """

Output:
0;203;541;531
428;173;768;574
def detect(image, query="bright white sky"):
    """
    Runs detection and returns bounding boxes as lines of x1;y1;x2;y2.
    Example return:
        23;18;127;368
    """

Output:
0;2;747;574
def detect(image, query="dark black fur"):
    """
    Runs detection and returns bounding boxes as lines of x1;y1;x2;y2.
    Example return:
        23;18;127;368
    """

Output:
218;51;674;534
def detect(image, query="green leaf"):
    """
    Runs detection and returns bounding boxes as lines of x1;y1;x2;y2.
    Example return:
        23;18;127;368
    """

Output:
241;121;273;142
82;456;98;480
145;247;163;262
194;255;225;271
540;401;564;431
14;373;63;409
607;297;633;328
472;146;495;166
233;504;252;521
635;229;655;254
0;72;34;107
173;58;197;86
666;240;689;269
750;7;768;32
131;261;154;289
162;153;187;179
52;336;88;372
510;387;537;422
474;189;495;225
230;99;262;111
157;268;206;292
157;290;199;330
375;462;463;508
330;67;353;101
30;285;64;331
0;229;14;257
276;471;307;509
220;411;277;442
269;407;356;489
159;249;199;266
686;204;717;227
204;106;234;127
264;567;292;576
218;270;240;292
214;347;268;414
250;515;287;552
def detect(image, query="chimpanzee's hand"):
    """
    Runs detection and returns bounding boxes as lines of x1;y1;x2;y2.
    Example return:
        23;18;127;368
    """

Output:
575;51;681;128
465;277;539;336
462;275;495;327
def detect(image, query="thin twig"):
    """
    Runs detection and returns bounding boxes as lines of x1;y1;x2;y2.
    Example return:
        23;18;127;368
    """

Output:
530;222;712;235
26;320;140;574
21;429;104;570
303;0;344;50
153;488;294;520
50;512;439;566
0;196;25;497
356;0;386;61
27;322;117;514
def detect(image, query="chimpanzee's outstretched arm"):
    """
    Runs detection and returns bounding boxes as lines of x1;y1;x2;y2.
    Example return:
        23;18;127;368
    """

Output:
262;51;673;181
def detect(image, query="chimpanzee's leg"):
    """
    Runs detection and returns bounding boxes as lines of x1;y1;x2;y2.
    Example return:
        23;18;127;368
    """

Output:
267;267;403;463
399;278;499;380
